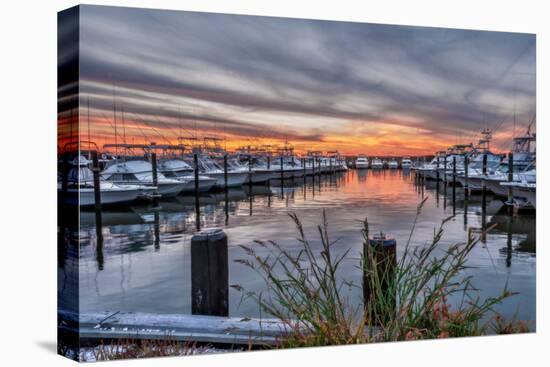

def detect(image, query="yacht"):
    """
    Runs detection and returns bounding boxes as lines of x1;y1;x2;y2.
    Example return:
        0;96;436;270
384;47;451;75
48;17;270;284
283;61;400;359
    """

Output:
158;159;217;192
401;157;412;169
371;157;383;169
102;159;188;198
355;155;369;169
59;156;156;206
388;158;398;169
196;155;249;188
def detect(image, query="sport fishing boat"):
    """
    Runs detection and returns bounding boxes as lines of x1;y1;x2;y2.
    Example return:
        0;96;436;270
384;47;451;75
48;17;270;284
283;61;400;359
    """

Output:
401;157;412;169
500;181;536;209
102;159;188;198
59;156;156;206
195;155;249;188
371;157;383;169
228;155;273;184
158;159;217;192
388;158;398;169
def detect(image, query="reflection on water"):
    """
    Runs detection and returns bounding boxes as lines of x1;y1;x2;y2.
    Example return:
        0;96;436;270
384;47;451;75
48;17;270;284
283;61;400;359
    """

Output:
59;170;535;323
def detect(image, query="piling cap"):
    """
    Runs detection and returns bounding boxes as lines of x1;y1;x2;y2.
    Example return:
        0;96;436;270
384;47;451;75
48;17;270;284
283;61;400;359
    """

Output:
192;227;226;241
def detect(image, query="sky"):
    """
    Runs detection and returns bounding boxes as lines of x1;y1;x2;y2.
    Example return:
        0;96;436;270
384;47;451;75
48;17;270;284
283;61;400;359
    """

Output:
76;5;536;156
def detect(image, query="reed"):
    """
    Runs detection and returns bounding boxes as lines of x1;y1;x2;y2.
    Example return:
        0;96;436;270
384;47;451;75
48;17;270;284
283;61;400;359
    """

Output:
233;198;528;347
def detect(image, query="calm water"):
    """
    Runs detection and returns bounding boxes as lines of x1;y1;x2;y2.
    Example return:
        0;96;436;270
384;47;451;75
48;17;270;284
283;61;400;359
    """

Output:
59;170;536;324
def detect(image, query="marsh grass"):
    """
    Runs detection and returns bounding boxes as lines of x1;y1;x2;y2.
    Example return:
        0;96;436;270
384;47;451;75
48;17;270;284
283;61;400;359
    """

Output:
233;197;527;347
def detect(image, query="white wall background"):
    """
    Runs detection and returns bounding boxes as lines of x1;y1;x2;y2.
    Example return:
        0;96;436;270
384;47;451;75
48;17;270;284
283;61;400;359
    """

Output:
0;0;547;365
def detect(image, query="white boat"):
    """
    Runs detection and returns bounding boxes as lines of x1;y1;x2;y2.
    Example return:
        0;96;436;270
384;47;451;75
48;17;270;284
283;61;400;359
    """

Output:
197;156;249;188
401;157;412;169
500;181;536;209
371;158;383;169
355;155;369;169
388;159;398;169
158;159;217;192
102;160;188;198
59;156;155;206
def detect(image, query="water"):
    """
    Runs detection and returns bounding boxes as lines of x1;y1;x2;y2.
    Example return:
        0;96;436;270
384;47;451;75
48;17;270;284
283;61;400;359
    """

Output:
60;170;535;325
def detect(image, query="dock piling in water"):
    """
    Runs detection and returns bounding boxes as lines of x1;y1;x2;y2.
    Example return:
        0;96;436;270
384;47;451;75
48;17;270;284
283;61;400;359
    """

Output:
151;152;159;206
507;152;514;209
194;153;201;231
91;150;104;257
191;228;229;316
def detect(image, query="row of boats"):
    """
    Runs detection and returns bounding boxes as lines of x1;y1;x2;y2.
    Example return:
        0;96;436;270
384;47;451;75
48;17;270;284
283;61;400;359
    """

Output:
354;156;413;169
58;146;349;207
413;129;536;210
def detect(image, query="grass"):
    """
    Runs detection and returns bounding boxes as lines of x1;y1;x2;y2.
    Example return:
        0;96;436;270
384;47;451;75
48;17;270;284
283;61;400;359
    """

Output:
233;197;529;347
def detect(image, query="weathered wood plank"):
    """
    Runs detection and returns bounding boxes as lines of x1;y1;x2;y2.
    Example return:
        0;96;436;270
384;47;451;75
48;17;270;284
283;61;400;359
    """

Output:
58;310;291;346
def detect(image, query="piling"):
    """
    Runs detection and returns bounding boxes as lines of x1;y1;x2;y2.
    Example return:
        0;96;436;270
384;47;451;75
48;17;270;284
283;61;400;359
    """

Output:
91;151;104;258
507;152;514;207
363;233;396;325
194;153;200;231
267;155;271;170
191;228;229;316
464;155;469;200
248;154;253;187
60;152;70;198
436;155;440;181
443;154;447;184
280;156;284;182
302;157;306;176
224;155;229;224
151;152;159;206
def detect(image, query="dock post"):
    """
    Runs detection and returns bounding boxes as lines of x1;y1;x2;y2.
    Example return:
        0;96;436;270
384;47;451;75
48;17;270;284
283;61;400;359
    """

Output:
464;155;469;200
224;155;229;225
191;228;229;316
280;156;284;183
507;152;514;210
91;151;104;269
267;155;271;170
443;154;447;185
436;155;440;181
60;152;70;199
151;152;159;206
363;235;396;325
302;157;306;176
194;153;200;231
248;154;253;187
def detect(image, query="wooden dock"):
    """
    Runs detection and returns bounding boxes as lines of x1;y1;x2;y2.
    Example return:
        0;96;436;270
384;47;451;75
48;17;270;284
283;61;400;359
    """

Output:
58;310;292;346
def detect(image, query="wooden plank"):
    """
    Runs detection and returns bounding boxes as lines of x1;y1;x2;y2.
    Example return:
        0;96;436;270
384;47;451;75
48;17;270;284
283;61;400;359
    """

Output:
58;310;291;346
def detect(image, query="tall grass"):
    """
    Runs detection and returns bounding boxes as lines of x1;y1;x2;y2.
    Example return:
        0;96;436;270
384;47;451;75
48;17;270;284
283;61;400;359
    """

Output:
233;198;527;347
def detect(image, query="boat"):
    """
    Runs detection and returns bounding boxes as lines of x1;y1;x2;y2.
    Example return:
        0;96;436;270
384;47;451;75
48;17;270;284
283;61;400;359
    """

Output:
59;156;156;206
102;159;188;198
158;159;217;192
371;157;383;169
355;155;369;169
401;157;412;169
500;181;536;209
195;155;249;188
388;158;398;169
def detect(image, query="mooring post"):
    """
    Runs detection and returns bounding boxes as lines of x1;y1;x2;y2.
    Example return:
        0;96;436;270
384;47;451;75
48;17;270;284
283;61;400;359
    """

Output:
507;152;514;209
248;153;253;189
61;152;70;198
443;154;447;184
436;155;440;181
91;151;104;247
154;210;160;250
280;156;284;183
506;215;513;267
302;157;306;176
363;234;396;325
191;228;229;316
194;153;200;231
464;155;469;199
267;155;271;170
151;152;159;206
224;155;229;224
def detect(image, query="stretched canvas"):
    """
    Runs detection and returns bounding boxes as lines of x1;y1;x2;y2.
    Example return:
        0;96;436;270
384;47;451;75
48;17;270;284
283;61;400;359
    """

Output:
58;4;536;362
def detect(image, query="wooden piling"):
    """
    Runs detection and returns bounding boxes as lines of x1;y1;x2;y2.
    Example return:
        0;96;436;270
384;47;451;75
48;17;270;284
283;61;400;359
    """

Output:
363;234;396;325
436;155;440;181
464;155;469;199
194;153;200;231
151;152;159;206
507;152;514;205
248;154;252;187
91;151;104;247
224;155;229;225
280;156;284;182
191;228;229;316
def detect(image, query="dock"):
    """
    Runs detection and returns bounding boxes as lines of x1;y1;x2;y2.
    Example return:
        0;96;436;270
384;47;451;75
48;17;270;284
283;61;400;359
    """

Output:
58;310;292;346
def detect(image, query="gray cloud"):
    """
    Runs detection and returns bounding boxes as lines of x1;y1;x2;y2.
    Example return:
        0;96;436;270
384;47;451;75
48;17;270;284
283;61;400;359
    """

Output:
78;5;536;151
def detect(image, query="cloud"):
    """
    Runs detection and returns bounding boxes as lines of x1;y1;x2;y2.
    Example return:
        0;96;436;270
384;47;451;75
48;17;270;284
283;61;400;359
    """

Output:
76;5;536;154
